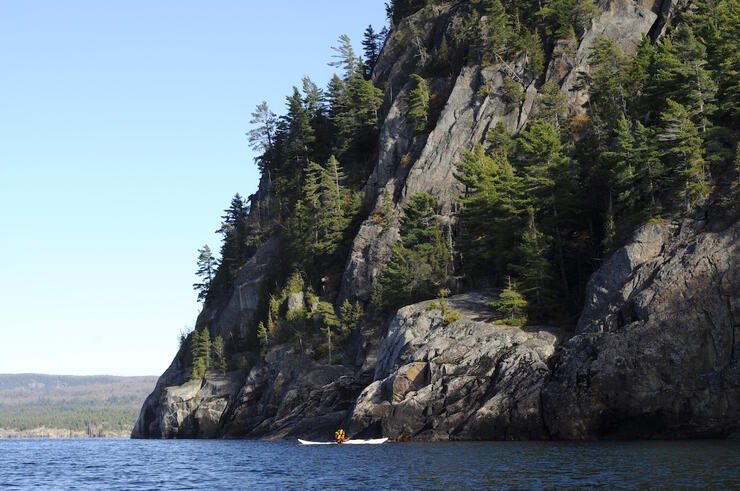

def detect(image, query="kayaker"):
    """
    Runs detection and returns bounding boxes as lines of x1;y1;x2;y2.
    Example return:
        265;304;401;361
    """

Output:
334;428;347;444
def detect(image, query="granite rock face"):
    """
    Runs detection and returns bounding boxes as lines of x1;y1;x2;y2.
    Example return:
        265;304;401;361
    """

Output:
132;238;278;439
545;0;657;112
210;237;279;341
132;371;243;439
220;348;368;439
577;222;674;334
543;221;740;439
349;293;564;440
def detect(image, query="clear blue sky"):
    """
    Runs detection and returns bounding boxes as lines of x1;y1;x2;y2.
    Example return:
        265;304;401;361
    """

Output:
0;1;387;376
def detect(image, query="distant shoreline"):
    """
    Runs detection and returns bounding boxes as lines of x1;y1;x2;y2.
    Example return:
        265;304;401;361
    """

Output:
0;374;155;439
0;428;131;439
0;428;131;440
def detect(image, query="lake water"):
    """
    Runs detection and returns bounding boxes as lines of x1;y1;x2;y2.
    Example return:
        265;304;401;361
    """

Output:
1;439;739;489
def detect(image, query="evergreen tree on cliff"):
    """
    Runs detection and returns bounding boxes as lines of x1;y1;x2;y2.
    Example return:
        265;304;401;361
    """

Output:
516;121;572;297
207;194;252;302
327;35;384;184
386;0;428;26
193;245;218;302
511;208;556;309
329;34;358;79
407;74;430;132
455;124;524;283
362;25;382;79
248;101;277;178
212;335;226;373
481;0;515;60
189;329;212;379
649;25;716;134
656;99;708;213
379;193;450;309
285;87;316;173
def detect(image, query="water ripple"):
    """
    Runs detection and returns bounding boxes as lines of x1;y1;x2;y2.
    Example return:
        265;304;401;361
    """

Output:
0;439;738;489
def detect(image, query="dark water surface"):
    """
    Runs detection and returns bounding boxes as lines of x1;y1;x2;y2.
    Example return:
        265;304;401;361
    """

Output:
0;439;738;489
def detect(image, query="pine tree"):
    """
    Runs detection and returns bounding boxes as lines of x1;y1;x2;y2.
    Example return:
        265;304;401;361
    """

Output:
257;321;268;357
573;0;598;36
379;26;390;48
730;142;740;210
295;156;351;261
481;0;515;61
511;208;556;307
524;30;545;80
539;0;577;40
248;101;277;154
200;329;212;369
379;193;450;308
346;74;384;132
193;245;218;302
212;335;226;373
601;204;617;256
324;156;351;251
608;114;638;210
455;134;524;282
650;25;717;134
327;58;383;181
502;77;524;111
326;74;347;149
656;99;708;213
217;195;250;277
362;25;382;79
284;87;316;170
302;77;324;121
189;329;212;379
200;329;213;368
340;299;363;332
586;36;630;132
330;34;359;80
600;113;639;249
532;82;567;130
408;74;430;132
304;161;324;249
712;0;740;127
386;0;428;26
399;193;438;247
207;195;252;301
489;276;529;324
190;329;202;361
632;120;664;218
625;37;655;118
516;120;571;296
191;357;206;381
312;301;341;364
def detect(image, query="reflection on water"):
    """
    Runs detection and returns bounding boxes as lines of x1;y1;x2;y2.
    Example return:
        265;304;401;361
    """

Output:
1;439;739;489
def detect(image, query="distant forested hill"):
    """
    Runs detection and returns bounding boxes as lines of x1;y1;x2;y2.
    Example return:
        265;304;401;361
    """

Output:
0;374;157;437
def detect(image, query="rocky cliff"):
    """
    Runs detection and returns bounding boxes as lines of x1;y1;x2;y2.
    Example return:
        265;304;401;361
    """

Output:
544;219;740;439
134;217;738;440
133;0;739;440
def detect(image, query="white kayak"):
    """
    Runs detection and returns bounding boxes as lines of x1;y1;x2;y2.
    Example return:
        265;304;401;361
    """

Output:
298;437;388;445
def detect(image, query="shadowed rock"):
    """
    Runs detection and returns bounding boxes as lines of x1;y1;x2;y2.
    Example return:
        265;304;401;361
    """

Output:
543;221;740;439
